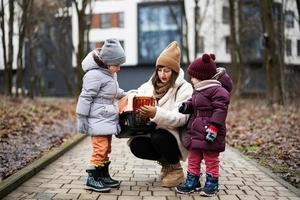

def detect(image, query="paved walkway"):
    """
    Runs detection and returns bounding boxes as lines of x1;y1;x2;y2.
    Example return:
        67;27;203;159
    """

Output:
4;137;300;200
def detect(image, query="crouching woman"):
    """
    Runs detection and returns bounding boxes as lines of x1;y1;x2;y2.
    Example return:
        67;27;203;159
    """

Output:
128;41;193;187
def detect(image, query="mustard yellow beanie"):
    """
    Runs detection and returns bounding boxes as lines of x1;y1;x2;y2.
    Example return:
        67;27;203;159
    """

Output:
155;41;181;73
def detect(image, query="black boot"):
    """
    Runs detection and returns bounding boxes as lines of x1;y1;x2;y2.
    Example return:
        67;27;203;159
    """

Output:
100;160;120;188
85;166;111;192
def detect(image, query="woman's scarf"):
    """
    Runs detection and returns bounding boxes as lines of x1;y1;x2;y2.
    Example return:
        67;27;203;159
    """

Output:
153;81;171;100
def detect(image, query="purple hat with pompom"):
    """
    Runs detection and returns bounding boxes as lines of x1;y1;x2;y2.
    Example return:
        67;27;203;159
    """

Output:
187;53;217;80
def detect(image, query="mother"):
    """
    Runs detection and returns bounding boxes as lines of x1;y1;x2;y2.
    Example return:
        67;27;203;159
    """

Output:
128;41;193;187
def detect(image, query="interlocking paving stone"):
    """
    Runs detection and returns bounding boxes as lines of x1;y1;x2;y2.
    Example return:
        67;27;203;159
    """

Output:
3;137;300;200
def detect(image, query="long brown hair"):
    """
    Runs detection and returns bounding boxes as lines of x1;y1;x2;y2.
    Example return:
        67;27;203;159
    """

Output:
151;65;179;91
92;50;108;68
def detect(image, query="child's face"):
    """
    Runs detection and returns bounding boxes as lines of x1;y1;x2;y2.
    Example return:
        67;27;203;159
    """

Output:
108;64;121;74
157;66;172;83
191;77;201;86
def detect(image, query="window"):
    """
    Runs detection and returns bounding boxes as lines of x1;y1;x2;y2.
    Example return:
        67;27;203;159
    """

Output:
225;36;230;54
138;3;182;64
90;12;125;29
48;81;55;90
118;12;124;28
222;6;230;24
297;40;300;56
286;39;292;56
285;11;294;28
100;13;110;28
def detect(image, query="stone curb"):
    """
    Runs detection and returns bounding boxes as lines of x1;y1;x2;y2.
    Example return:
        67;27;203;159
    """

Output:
0;133;87;199
228;145;300;197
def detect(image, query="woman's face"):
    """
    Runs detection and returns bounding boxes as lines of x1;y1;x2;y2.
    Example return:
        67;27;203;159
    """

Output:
107;64;121;74
157;66;172;83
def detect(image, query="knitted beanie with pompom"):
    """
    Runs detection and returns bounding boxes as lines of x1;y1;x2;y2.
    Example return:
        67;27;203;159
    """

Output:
187;53;217;80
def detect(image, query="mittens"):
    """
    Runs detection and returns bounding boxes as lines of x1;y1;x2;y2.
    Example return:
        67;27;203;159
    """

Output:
205;124;218;142
77;114;88;134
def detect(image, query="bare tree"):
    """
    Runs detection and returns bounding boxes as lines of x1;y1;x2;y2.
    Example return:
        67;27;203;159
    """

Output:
47;4;76;96
26;0;38;98
194;0;209;57
229;0;244;97
181;0;190;64
7;0;14;96
16;0;32;97
0;1;7;95
0;0;15;96
72;0;91;95
167;0;190;64
259;0;284;105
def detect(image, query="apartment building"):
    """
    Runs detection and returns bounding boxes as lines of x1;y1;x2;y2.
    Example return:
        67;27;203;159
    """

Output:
1;0;299;95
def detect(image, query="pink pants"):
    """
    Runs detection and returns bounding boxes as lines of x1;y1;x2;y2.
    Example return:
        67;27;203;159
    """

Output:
188;149;220;177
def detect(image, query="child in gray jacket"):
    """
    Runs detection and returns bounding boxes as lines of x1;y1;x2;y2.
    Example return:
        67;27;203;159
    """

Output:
76;39;126;192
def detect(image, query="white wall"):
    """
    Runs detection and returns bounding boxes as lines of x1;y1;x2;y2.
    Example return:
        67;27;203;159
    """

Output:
185;0;230;63
71;0;138;66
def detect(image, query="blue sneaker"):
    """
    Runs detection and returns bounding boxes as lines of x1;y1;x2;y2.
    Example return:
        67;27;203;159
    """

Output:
200;173;219;196
175;172;201;194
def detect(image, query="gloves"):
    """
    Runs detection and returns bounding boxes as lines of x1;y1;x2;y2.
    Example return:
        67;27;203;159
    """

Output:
77;114;89;134
178;103;185;113
139;105;157;118
205;124;218;143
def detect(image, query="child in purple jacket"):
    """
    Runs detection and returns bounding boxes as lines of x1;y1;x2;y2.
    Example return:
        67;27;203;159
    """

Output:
175;53;233;196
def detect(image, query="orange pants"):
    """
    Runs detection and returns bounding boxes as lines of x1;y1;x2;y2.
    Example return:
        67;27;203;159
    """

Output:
90;135;112;166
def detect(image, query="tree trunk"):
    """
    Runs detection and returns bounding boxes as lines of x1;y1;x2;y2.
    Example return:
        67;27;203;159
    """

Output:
73;0;90;95
259;0;284;105
181;0;190;64
0;0;7;95
194;0;209;57
167;0;190;65
28;46;34;99
6;0;14;96
16;0;32;97
229;0;244;98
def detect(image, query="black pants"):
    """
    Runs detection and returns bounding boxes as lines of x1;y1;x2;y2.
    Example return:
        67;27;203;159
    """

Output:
129;129;181;164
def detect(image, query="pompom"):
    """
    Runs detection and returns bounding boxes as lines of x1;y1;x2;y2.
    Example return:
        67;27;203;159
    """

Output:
202;53;210;63
210;53;216;61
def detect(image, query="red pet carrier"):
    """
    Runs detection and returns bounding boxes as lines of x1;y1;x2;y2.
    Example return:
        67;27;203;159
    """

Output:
117;96;157;138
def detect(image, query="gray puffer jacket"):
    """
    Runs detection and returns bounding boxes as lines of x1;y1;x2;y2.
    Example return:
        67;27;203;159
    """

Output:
76;51;126;135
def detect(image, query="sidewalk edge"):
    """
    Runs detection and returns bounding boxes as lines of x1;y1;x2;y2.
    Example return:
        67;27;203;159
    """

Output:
227;145;300;197
0;133;86;199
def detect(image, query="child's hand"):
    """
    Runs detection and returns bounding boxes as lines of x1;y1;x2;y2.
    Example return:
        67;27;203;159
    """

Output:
205;125;218;143
77;114;88;133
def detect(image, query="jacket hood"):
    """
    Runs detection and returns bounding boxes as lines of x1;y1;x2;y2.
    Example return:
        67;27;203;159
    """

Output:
81;50;101;72
212;67;233;93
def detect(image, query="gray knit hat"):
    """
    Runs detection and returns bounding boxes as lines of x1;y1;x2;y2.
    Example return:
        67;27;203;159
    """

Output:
99;39;126;65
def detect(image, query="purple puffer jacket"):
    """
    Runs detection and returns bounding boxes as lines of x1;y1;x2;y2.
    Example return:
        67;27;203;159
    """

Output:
181;71;232;152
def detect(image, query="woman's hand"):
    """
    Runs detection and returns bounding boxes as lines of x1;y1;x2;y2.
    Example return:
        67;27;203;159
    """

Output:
139;105;157;118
